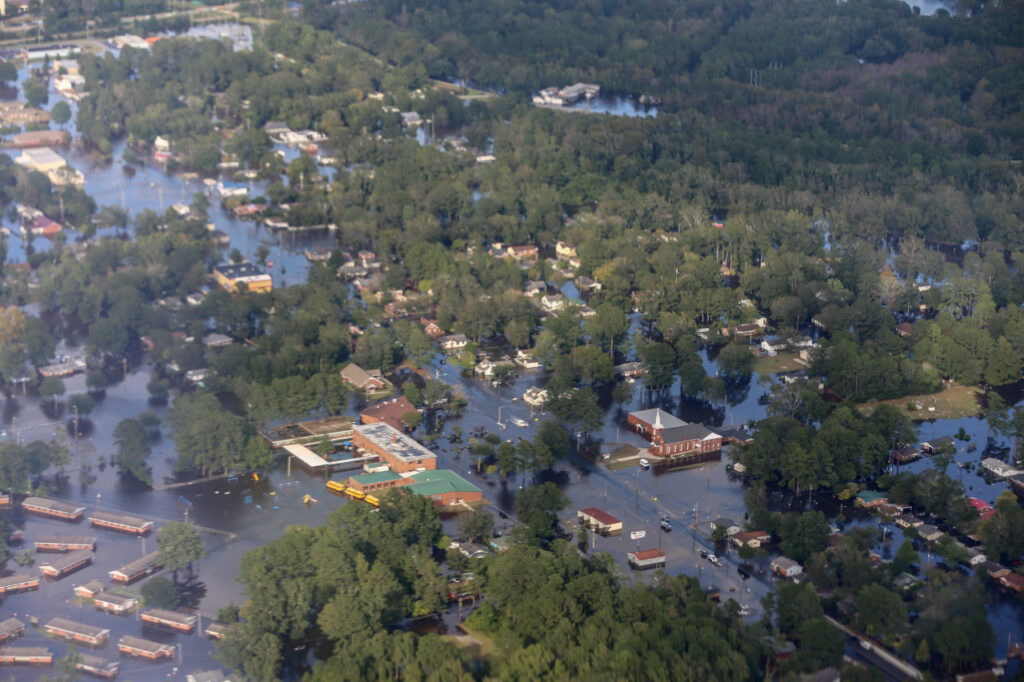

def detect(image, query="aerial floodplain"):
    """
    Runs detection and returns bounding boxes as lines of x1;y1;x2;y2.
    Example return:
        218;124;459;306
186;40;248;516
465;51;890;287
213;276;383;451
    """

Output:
0;0;1022;679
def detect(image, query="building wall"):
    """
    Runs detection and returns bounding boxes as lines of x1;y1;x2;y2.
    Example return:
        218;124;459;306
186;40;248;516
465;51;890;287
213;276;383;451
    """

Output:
352;431;436;473
424;490;483;506
347;477;411;494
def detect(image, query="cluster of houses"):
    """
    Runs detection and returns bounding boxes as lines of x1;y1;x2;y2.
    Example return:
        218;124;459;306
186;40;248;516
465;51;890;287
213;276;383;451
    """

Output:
854;488;1023;594
532;83;601;106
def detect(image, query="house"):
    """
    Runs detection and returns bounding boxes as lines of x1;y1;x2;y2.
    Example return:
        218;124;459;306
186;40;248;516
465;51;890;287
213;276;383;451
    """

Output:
574;276;602;293
965;547;987;567
999;573;1024;593
360;396;420;432
555;241;577;260
577;508;623;536
770;557;804;578
506;245;539;261
895;513;923;529
212;262;272;294
722;319;767;338
896;322;913;337
523;386;549;407
513;349;542;369
475;357;514;378
892;445;921;464
6;130;70;149
400;112;422;128
921;436;955;455
23;216;63;238
524;280;547;296
420;318;444;339
969;497;995;520
439;334;469;352
855;490;888;508
981;458;1023;478
760;337;788;356
732;530;771;549
93;592;138;614
713;518;742;536
43;618;109;646
202;333;233;348
117;635;174;661
916;524;943;542
540;294;566;313
454;542;490;559
985;561;1010;579
614;362;645;379
340;363;389;391
893;572;923;591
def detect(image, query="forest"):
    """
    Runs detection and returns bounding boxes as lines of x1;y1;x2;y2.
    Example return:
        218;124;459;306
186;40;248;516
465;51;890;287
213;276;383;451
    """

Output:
217;490;767;681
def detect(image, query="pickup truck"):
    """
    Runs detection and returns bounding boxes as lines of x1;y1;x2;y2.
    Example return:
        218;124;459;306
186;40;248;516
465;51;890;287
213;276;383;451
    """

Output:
707;554;723;567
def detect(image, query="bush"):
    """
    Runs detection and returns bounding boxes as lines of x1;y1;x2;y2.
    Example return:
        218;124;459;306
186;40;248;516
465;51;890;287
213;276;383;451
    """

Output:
907;401;917;411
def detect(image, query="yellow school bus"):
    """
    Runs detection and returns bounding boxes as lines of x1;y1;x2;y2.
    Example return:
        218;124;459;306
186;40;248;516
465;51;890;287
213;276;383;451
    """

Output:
364;495;380;508
326;480;346;495
345;488;365;500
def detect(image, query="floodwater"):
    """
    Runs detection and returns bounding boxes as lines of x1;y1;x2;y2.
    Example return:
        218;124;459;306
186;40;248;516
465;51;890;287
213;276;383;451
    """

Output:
1;39;1021;679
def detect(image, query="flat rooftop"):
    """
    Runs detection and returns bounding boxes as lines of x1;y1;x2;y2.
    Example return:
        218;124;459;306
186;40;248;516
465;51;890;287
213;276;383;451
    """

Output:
354;422;436;465
213;262;266;279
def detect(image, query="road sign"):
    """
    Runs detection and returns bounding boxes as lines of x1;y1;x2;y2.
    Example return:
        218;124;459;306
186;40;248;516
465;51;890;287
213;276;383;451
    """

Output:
630;530;646;540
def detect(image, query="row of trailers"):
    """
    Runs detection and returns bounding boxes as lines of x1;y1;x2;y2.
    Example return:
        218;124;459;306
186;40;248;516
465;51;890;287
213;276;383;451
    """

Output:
20;497;154;534
0;608;225;675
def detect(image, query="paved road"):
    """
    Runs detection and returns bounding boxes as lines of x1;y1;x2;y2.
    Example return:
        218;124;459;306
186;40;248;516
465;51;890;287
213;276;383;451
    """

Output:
427;357;772;614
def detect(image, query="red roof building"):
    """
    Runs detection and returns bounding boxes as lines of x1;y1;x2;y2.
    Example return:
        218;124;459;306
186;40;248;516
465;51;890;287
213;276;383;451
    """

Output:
360;396;420;431
577;507;623;536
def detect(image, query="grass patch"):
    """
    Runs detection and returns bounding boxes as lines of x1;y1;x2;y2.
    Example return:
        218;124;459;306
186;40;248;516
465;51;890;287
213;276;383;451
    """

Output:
753;351;806;375
445;621;497;658
858;383;981;420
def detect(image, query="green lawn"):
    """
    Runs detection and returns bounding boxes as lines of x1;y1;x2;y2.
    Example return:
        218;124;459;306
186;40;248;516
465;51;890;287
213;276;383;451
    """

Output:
752;351;806;375
858;383;981;421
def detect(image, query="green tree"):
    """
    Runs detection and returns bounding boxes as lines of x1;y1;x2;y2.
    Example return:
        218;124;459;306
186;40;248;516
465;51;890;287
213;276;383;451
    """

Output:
157;521;206;583
514;482;568;544
639;342;676;389
51;100;72;128
112;418;152;485
457;510;494;542
38;375;65;411
856;584;906;639
23;78;47;108
892;538;919;575
140;576;181;608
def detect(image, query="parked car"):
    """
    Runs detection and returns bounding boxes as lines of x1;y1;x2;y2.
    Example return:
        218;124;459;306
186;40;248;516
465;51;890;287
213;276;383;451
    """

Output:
708;554;723;567
699;549;709;559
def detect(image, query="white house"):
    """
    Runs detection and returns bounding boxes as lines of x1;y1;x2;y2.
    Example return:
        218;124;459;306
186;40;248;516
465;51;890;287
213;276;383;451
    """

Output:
523;386;549;407
541;294;565;313
439;334;469;352
770;557;803;578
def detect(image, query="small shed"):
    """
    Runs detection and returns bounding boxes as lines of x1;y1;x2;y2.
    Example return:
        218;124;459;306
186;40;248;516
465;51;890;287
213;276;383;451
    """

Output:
627;548;667;570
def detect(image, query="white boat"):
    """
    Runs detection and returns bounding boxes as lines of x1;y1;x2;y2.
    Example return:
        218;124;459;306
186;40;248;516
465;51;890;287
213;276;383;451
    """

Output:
639;458;650;469
511;418;528;427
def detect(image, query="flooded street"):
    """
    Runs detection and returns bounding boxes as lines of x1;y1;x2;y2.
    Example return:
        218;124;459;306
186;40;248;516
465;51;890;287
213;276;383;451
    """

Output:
0;37;1021;679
